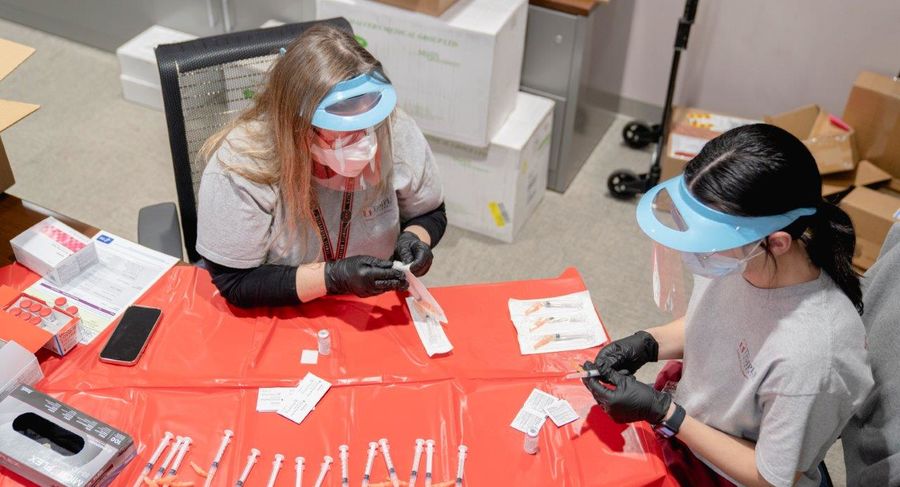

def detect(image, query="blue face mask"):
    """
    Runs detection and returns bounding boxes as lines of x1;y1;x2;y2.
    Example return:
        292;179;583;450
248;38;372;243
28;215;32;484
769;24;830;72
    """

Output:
680;242;764;279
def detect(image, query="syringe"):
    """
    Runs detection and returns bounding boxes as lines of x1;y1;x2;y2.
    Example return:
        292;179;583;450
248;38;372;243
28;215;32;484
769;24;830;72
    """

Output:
454;445;467;487
265;453;285;487
408;439;425;487
203;429;234;487
295;457;305;487
313;455;333;487
534;331;593;349
378;438;400;487
235;448;261;487
339;445;350;487
564;369;602;380
154;436;184;480
168;436;192;476
525;299;581;315
362;442;378;487
424;439;435;487
131;431;173;487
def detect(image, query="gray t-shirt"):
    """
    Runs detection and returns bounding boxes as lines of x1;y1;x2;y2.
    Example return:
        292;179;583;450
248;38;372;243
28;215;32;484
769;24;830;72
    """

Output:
676;271;873;487
842;223;900;487
195;109;443;268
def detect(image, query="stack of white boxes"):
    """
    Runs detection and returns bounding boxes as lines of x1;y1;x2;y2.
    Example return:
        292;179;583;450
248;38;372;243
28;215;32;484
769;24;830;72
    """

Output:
116;25;197;111
317;0;553;242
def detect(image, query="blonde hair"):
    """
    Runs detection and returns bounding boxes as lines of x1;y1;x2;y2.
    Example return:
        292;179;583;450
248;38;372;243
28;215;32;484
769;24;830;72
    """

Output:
200;24;394;248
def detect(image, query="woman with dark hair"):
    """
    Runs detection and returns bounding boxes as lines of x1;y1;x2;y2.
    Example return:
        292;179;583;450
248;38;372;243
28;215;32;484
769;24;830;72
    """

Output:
583;124;873;486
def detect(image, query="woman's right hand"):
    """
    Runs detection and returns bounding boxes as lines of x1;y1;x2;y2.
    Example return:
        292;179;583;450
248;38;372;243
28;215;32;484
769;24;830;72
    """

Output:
595;330;659;375
324;255;409;297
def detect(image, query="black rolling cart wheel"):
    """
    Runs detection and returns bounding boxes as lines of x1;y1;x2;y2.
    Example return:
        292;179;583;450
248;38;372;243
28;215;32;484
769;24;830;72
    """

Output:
607;170;640;199
622;121;656;149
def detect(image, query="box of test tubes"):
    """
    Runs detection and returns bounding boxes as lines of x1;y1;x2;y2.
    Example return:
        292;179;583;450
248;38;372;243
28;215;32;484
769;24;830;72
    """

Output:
0;285;81;356
0;384;135;487
11;217;99;286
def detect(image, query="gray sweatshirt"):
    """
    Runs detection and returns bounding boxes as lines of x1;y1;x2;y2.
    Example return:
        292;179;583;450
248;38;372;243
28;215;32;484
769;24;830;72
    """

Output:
842;223;900;487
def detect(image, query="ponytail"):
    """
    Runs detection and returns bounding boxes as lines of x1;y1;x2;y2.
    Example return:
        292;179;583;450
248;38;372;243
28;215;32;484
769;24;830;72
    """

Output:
802;202;863;314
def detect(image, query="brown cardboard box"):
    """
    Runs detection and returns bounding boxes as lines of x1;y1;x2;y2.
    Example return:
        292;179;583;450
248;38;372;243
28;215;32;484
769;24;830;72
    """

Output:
822;160;893;197
660;106;760;181
372;0;458;16
840;186;900;269
765;104;857;175
0;39;40;193
842;71;900;178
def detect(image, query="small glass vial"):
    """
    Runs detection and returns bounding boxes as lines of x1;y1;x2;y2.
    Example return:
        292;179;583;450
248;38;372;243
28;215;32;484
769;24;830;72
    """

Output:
317;330;331;356
524;425;540;455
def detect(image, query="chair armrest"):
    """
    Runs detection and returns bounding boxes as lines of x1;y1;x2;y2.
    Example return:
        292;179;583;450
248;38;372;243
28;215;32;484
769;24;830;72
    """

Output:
138;202;184;260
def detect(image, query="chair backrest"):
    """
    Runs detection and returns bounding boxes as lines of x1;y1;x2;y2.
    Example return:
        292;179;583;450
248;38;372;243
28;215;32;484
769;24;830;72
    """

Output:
155;18;353;263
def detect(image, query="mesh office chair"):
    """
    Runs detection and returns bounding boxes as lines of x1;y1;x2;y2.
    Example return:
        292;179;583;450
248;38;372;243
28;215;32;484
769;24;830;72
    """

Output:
137;18;353;262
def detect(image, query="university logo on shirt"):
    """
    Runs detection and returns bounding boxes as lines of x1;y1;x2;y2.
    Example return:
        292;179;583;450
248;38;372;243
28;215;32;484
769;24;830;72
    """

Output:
737;339;757;379
363;197;392;218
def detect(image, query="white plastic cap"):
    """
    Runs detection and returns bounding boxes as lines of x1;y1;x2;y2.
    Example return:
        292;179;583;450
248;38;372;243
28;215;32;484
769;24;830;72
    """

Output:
415;439;425;446
458;445;468;454
324;455;334;464
339;445;349;453
275;454;285;462
224;429;235;438
251;448;261;457
296;457;305;466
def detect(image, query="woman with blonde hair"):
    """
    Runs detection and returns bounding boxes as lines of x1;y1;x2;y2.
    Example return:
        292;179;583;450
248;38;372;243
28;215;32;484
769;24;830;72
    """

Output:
196;24;445;307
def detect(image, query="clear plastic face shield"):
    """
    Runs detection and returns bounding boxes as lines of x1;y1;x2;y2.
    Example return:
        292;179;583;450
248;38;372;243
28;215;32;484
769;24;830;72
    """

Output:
637;175;817;315
309;71;397;183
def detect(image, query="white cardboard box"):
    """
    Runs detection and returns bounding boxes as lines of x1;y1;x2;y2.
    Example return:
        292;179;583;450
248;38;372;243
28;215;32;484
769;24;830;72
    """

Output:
116;25;197;86
429;92;553;242
120;73;164;111
0;340;42;399
317;0;527;147
10;217;98;286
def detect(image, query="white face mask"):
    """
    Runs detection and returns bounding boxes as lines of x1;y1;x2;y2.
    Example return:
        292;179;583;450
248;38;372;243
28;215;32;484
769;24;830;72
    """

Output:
680;241;764;279
310;128;378;178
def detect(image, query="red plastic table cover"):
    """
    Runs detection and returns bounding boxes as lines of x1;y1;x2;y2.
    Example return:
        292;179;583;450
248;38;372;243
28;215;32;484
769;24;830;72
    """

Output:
0;263;677;487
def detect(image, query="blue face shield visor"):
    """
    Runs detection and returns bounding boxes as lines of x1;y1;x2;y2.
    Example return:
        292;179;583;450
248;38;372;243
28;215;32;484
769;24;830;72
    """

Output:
637;174;817;315
311;71;397;132
636;175;817;254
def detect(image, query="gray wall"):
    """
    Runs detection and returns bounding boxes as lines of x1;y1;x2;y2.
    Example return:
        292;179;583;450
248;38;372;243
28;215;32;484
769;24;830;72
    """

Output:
587;0;900;121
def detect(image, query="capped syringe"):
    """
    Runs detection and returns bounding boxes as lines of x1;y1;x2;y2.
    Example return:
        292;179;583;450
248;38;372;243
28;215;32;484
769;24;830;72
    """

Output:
203;429;234;487
131;431;173;487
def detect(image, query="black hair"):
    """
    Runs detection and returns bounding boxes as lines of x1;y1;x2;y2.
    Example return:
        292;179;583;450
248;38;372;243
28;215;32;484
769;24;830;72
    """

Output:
683;123;863;314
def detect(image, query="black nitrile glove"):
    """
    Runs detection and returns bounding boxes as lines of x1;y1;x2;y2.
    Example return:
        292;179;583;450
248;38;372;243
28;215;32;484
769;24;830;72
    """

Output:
324;255;408;297
393;231;433;277
582;362;672;425
594;330;659;375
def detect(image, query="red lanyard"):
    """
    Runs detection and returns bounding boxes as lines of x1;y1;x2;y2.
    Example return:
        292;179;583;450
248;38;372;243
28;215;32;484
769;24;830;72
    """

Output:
311;178;356;262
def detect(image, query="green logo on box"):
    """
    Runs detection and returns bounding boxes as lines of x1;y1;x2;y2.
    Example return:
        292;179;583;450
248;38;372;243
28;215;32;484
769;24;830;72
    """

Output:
355;35;368;48
243;88;255;100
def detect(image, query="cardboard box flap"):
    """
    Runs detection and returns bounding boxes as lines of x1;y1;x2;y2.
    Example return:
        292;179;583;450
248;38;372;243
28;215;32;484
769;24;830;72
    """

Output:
822;160;893;197
0;39;34;81
765;104;820;139
0;99;40;134
841;186;900;241
843;71;900;179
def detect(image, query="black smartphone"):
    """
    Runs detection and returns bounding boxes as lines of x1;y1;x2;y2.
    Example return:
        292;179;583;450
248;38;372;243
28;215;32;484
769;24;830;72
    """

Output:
98;305;162;366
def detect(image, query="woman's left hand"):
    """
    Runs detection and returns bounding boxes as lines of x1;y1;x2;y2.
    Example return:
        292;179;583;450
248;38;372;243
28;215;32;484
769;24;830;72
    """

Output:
582;362;672;424
394;231;433;277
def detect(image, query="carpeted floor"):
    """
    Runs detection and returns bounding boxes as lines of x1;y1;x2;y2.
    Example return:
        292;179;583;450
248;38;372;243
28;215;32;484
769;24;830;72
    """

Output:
0;17;846;485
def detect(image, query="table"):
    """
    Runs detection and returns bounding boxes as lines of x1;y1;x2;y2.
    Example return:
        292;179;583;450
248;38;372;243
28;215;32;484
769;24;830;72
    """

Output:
0;260;677;487
0;193;99;265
